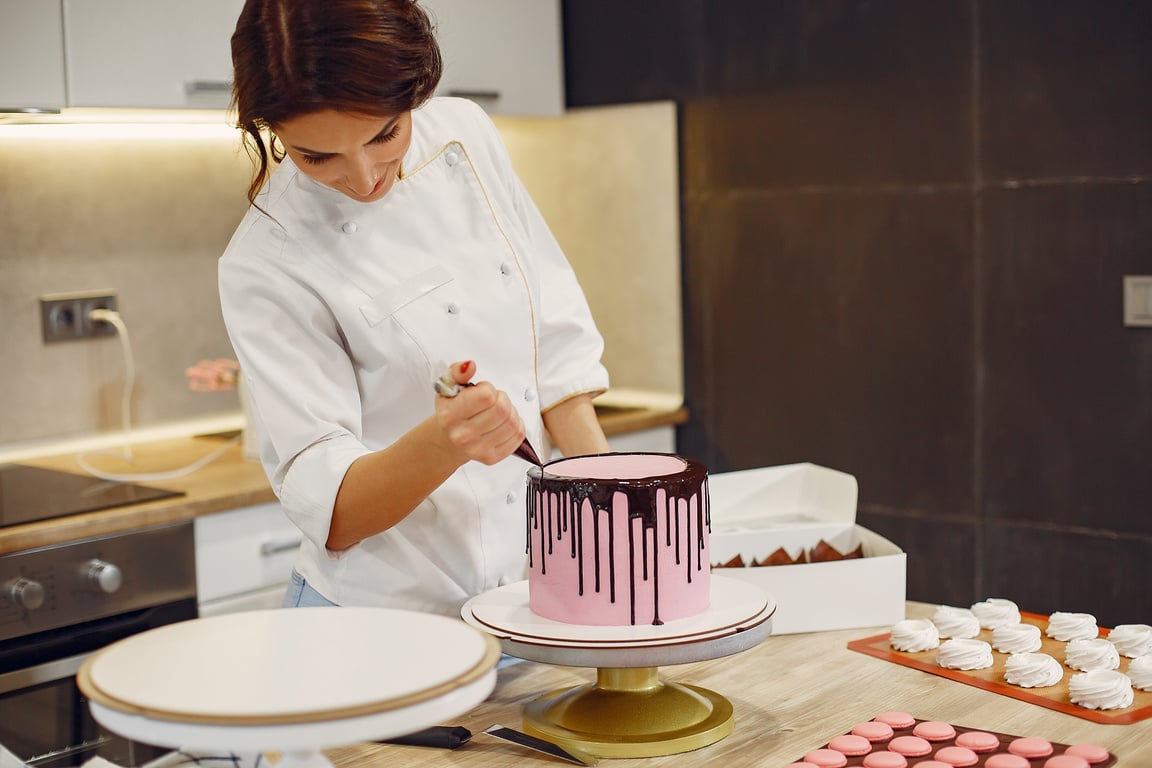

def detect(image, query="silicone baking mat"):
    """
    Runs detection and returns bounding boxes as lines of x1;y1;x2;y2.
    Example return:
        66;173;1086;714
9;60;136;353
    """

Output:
788;716;1118;767
847;613;1152;725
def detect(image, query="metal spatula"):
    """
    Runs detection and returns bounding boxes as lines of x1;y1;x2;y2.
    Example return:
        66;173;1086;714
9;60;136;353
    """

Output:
381;723;597;764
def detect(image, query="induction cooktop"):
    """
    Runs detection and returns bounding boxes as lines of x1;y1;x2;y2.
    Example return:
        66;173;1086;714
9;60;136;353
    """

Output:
0;464;184;529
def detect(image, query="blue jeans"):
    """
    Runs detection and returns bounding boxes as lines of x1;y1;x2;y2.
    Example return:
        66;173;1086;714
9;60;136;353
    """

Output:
282;569;339;607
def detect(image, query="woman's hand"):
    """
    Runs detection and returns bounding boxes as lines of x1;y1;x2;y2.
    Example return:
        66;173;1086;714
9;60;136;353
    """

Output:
184;358;240;391
434;360;527;465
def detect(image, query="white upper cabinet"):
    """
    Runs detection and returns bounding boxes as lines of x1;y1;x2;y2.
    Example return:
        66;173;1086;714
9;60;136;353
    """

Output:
0;0;67;112
422;0;564;116
63;0;243;109
2;0;561;114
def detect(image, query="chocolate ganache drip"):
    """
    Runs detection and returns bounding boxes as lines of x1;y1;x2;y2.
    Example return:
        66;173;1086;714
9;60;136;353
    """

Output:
526;453;710;626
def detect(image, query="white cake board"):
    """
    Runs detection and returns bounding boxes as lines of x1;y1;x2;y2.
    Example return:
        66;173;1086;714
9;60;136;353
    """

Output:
88;671;496;752
80;608;501;767
461;574;774;667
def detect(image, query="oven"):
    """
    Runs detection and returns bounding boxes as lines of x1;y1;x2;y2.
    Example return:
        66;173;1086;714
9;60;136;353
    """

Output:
0;465;194;768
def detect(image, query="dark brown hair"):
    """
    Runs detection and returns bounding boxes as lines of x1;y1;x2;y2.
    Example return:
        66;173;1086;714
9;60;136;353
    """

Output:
231;0;442;206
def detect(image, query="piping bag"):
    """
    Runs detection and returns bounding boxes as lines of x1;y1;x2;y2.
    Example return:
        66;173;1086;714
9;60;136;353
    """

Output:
433;367;542;466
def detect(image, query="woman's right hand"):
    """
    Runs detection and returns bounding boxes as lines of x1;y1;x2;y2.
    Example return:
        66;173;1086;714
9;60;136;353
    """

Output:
434;360;527;465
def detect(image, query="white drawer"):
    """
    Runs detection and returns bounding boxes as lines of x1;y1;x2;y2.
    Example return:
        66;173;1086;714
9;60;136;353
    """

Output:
194;503;301;604
199;584;288;617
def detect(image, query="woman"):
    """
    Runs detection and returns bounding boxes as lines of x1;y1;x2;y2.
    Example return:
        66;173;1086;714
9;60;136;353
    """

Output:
221;0;610;616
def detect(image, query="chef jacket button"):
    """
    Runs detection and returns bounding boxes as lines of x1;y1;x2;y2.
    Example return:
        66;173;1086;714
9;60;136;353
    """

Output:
445;151;460;166
524;388;536;402
341;221;357;234
446;302;460;315
506;492;516;505
499;262;512;276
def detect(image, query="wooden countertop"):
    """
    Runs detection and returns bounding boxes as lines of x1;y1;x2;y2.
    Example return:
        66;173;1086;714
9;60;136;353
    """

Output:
1;435;275;555
328;602;1152;767
0;406;687;555
594;404;688;437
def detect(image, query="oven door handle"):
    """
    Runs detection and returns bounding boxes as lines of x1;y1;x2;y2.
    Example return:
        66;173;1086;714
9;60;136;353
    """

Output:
0;651;90;695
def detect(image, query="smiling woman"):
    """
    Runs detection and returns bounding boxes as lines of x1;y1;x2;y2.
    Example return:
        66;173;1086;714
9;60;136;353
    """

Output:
230;0;441;207
275;110;411;202
218;0;611;618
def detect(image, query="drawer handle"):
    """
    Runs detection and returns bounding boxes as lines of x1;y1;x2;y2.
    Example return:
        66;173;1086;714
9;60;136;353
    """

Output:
446;89;500;101
260;537;302;557
185;80;233;94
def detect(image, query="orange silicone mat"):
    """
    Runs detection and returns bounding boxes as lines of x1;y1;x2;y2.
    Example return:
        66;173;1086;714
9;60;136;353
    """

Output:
847;612;1152;725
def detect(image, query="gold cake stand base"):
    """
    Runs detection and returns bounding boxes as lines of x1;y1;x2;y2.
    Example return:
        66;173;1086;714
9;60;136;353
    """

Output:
461;577;774;759
522;667;733;758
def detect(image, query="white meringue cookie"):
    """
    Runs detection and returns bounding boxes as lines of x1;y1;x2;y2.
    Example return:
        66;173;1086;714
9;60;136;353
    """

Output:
890;618;940;652
1068;669;1134;710
1047;612;1099;641
991;623;1042;653
971;598;1021;629
1108;624;1152;658
932;605;982;639
937;638;994;670
1065;638;1121;671
1127;654;1152;691
1004;652;1064;688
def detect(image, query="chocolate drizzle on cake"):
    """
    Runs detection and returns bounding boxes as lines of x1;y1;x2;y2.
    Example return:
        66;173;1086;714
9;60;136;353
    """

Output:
527;453;710;626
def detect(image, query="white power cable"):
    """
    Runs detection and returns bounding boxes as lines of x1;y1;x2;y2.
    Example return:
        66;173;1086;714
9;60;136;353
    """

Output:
76;308;241;483
88;308;135;460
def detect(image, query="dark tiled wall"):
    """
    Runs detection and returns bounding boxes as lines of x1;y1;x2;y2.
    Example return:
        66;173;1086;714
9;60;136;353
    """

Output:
564;0;1152;626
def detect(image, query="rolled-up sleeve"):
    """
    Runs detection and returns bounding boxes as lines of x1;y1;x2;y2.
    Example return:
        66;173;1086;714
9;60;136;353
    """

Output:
219;224;372;552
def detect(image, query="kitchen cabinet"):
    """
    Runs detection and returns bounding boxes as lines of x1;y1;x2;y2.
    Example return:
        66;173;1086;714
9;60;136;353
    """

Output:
0;0;66;112
4;0;559;114
422;0;564;116
63;0;243;109
194;502;300;617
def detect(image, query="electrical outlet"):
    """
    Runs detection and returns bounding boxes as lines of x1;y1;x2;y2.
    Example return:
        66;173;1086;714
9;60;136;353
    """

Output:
40;290;119;342
1123;275;1152;327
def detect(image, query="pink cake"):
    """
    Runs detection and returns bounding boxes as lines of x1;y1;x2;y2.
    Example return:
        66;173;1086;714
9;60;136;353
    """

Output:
526;452;711;626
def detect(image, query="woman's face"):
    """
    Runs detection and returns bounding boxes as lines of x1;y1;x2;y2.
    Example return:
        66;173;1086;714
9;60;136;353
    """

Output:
274;110;412;203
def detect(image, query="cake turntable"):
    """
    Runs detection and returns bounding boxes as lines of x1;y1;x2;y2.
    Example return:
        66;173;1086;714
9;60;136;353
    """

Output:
77;607;502;768
461;573;774;759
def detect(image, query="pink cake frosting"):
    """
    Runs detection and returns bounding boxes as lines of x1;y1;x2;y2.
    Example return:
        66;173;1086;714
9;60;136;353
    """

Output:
526;452;710;626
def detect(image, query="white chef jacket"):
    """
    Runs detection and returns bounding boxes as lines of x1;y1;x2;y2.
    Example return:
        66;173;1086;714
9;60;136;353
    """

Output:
218;97;609;617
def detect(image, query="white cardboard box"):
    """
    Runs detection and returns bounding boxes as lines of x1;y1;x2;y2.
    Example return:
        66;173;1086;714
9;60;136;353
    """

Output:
708;462;906;635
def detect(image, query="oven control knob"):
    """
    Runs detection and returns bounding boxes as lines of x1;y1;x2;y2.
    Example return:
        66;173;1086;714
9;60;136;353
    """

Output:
85;559;123;594
5;577;45;610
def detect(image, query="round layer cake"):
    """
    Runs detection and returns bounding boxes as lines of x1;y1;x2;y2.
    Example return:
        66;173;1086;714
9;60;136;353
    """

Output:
526;452;710;626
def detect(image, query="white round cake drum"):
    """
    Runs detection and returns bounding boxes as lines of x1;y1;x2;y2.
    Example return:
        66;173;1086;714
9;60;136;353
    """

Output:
467;574;770;647
83;607;497;723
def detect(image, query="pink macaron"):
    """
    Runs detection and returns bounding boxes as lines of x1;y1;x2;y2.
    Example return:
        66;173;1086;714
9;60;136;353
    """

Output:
955;730;1000;753
827;734;872;756
862;751;908;768
913;721;957;742
888;735;932;757
803;748;848;768
873;711;916;728
933;745;979;766
984;755;1030;768
1063;744;1110;764
1009;737;1054;759
852;720;895;742
1043;756;1091;768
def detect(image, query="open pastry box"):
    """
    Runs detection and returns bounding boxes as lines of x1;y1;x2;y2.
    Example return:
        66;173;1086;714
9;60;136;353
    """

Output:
709;462;906;635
